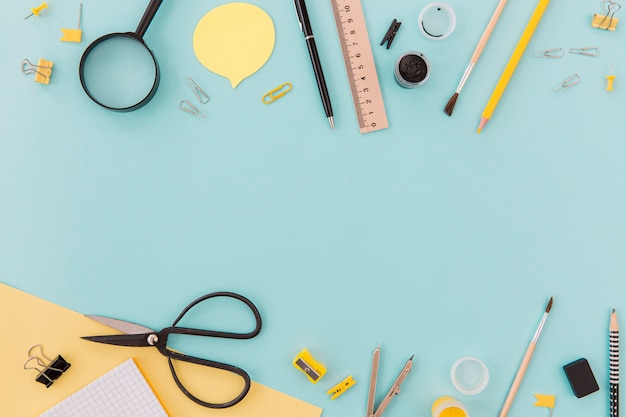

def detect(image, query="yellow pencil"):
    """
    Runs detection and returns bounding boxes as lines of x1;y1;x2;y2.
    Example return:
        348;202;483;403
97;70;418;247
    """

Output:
477;0;552;133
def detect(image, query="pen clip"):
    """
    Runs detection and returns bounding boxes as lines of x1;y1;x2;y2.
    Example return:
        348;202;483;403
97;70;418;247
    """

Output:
293;0;303;32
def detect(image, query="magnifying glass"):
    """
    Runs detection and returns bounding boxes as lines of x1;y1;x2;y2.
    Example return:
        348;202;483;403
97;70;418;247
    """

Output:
79;0;164;112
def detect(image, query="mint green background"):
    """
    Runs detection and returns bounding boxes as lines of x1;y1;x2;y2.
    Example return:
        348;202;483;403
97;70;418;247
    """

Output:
1;0;625;416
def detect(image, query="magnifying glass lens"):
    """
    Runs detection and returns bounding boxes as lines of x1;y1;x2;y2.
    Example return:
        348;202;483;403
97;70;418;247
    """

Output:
81;35;157;110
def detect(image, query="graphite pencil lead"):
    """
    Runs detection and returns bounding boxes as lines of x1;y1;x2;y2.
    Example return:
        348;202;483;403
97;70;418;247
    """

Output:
611;309;619;330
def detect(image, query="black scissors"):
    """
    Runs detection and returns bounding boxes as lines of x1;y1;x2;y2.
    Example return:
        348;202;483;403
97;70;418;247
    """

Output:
82;291;262;409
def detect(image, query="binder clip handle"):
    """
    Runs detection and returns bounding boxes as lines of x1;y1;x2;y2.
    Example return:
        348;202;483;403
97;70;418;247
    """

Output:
24;344;71;388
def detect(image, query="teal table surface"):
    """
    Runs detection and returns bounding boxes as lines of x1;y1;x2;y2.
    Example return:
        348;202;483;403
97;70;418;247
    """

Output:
2;0;625;416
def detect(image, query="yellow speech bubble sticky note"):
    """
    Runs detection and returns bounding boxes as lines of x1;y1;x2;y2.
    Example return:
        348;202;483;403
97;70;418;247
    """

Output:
193;3;275;88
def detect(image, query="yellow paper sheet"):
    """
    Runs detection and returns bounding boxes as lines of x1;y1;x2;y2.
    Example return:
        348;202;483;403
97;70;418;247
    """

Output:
1;283;322;417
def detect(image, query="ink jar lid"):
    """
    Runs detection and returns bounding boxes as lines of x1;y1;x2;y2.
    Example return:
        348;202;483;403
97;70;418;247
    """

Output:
419;2;457;40
394;51;430;88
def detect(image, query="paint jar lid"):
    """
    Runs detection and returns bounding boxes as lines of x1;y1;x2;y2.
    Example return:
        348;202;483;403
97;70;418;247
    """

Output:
450;356;489;395
432;396;469;417
418;2;456;40
394;51;430;88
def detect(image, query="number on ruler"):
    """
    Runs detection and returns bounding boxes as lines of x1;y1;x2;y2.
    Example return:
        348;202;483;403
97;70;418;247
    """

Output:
331;0;388;134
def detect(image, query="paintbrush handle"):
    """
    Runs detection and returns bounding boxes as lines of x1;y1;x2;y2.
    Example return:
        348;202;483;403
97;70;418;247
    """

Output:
499;342;537;417
470;0;509;63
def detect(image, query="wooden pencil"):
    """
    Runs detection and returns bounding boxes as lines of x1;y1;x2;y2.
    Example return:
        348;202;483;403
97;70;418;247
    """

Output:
477;0;552;133
610;309;620;417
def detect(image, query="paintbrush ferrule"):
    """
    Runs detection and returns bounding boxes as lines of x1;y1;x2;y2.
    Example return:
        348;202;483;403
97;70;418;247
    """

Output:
455;63;475;94
532;312;549;343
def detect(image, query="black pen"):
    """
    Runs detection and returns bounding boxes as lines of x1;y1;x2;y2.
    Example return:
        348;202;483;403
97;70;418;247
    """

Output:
294;0;334;129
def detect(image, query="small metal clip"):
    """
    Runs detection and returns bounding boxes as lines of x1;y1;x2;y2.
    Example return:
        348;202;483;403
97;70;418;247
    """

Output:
179;100;206;118
553;73;581;92
592;0;621;30
187;77;210;104
569;47;599;57
327;375;357;400
24;344;71;388
534;48;564;58
21;58;53;84
262;82;293;104
380;19;402;49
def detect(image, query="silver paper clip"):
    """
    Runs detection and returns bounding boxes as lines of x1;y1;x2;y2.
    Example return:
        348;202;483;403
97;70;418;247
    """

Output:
187;77;210;104
569;47;599;57
179;100;206;118
553;73;581;92
534;48;564;58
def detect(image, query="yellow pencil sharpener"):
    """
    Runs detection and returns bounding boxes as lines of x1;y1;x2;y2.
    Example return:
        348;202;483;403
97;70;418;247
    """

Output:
292;348;326;383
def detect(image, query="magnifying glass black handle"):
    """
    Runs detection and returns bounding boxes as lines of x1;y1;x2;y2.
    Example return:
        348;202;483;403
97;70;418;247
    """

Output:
136;0;163;38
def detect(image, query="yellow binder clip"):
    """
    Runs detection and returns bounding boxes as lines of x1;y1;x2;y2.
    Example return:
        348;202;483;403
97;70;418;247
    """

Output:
327;375;356;400
592;0;621;30
21;58;53;84
262;82;292;104
292;348;326;383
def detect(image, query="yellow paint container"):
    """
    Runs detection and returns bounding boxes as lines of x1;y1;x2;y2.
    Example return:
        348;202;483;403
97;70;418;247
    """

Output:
432;396;469;417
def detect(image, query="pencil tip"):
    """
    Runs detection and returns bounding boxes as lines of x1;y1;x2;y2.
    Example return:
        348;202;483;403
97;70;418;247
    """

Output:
611;309;618;329
444;93;458;116
545;296;553;313
477;117;489;133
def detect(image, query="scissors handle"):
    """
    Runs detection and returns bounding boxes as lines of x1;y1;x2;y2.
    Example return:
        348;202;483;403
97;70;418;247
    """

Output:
160;291;261;408
171;291;262;339
166;350;251;408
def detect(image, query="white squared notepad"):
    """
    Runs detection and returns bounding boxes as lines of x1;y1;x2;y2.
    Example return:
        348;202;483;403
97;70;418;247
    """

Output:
39;358;169;417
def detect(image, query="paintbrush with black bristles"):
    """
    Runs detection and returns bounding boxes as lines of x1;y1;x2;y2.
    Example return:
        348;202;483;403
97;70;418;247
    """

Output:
444;0;509;116
498;296;554;417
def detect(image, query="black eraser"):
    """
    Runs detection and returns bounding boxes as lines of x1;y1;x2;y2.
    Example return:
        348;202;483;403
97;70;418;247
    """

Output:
563;358;600;398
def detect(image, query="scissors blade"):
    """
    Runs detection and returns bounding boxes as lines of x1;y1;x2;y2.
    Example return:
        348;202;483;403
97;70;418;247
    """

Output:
81;333;154;347
86;315;155;334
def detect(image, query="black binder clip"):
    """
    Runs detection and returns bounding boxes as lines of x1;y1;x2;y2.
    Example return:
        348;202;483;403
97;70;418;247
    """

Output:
380;19;402;49
24;344;71;388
